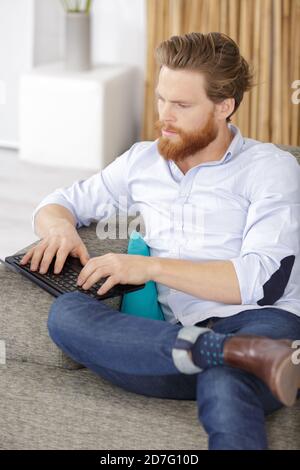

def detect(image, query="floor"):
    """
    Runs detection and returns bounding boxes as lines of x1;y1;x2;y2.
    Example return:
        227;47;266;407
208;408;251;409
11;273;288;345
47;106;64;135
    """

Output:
0;147;94;261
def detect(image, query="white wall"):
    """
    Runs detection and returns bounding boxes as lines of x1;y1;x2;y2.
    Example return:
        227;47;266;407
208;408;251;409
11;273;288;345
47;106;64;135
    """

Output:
0;0;147;148
0;0;34;148
91;0;146;140
33;0;64;65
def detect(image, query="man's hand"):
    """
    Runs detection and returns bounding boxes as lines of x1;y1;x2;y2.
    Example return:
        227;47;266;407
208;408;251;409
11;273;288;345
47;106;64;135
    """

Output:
77;253;155;295
20;220;90;274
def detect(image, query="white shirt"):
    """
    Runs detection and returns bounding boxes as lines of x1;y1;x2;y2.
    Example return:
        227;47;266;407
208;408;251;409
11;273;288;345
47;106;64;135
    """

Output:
32;124;300;326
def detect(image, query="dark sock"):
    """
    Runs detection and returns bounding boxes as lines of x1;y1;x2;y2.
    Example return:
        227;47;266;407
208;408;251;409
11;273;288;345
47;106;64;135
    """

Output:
190;331;233;369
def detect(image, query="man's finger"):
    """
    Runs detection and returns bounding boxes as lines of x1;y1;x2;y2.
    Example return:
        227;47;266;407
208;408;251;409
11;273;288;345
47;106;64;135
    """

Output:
77;258;99;285
39;245;59;273
78;246;90;266
20;248;35;265
97;276;117;296
80;268;106;290
30;246;47;271
53;248;69;274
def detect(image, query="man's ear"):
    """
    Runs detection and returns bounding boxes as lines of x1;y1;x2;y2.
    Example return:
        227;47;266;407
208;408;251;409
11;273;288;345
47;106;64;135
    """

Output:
215;98;235;121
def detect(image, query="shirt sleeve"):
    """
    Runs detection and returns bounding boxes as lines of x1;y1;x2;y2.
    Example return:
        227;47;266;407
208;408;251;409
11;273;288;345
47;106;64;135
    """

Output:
229;152;300;306
31;143;139;233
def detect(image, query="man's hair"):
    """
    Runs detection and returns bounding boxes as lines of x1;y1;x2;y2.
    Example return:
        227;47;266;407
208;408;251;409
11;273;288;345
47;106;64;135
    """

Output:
155;32;254;122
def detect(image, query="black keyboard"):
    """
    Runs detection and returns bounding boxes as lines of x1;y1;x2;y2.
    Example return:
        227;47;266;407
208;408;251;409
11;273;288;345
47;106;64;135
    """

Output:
3;253;145;300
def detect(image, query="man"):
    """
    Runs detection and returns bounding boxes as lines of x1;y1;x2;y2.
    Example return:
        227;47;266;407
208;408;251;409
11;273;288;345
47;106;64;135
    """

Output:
21;32;300;450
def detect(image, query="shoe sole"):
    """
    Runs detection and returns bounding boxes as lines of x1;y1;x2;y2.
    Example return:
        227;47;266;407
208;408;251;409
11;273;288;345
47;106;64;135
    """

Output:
274;354;300;407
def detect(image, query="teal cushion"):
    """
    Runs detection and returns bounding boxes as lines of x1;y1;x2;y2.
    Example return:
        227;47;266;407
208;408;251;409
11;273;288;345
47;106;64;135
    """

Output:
120;231;165;321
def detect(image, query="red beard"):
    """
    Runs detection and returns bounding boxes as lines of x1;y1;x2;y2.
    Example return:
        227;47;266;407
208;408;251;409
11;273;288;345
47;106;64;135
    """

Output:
154;111;218;163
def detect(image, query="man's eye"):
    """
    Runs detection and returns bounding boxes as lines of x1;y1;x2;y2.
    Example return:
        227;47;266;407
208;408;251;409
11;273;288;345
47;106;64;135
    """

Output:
157;98;189;108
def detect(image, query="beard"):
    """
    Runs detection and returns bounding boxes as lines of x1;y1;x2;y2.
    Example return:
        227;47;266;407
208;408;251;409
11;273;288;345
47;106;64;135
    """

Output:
154;110;219;163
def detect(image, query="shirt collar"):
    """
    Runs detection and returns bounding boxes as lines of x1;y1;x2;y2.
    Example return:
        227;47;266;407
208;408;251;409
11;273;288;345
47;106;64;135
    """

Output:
224;123;245;162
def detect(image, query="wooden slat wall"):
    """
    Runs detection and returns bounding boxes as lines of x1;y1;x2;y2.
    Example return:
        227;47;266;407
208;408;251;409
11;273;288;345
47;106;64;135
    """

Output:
290;0;300;144
142;0;300;146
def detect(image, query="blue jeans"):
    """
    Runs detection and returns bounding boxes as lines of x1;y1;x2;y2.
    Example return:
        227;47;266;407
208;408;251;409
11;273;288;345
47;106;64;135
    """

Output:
48;291;300;450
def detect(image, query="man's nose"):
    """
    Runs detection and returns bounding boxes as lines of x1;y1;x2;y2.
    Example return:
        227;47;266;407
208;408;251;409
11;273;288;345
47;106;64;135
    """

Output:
159;103;176;123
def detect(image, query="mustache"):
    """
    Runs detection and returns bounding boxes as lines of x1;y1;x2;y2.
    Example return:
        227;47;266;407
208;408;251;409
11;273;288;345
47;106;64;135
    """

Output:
154;120;180;134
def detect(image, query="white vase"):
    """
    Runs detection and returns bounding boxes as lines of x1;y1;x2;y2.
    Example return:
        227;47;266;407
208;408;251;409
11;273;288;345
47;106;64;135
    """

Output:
65;12;91;72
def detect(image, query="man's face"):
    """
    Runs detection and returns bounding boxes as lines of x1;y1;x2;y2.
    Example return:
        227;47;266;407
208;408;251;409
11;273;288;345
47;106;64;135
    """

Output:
154;66;219;163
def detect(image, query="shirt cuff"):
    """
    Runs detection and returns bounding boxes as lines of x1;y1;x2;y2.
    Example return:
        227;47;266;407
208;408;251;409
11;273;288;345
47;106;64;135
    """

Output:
229;255;264;305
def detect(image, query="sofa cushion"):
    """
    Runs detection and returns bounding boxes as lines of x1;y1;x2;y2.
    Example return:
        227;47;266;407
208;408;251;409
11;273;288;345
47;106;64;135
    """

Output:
276;144;300;162
0;360;299;450
0;360;206;450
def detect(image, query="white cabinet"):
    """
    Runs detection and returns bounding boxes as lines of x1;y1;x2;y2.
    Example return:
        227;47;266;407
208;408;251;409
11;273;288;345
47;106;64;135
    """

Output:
19;62;137;170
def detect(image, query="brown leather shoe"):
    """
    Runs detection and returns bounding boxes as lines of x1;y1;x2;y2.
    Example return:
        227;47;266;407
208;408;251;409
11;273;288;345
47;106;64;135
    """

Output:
223;335;300;407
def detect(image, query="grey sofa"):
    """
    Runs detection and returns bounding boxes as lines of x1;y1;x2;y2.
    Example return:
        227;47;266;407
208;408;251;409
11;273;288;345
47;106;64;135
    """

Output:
0;145;299;450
